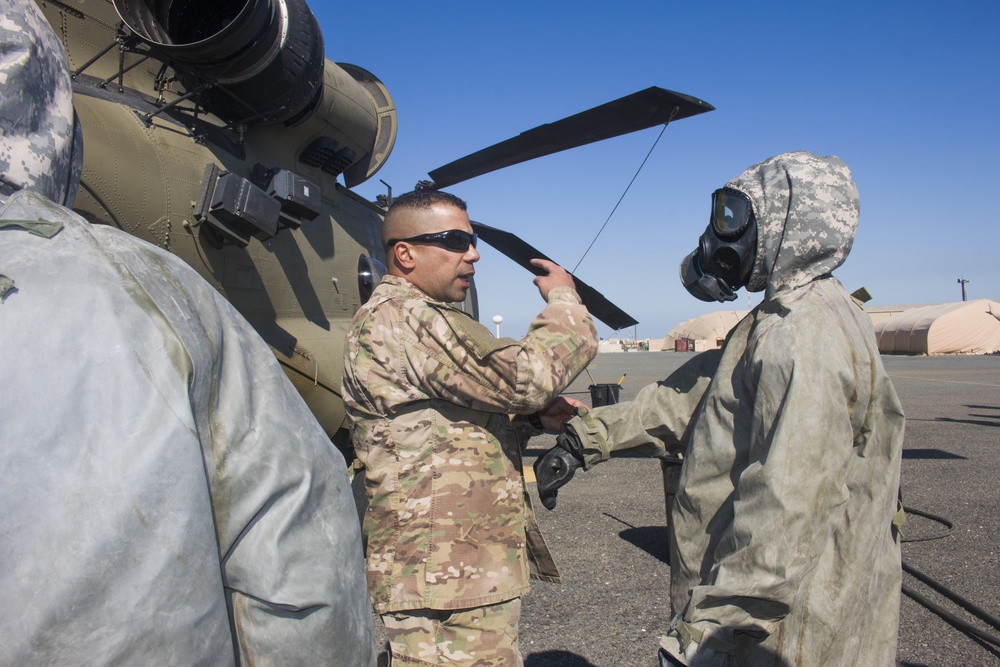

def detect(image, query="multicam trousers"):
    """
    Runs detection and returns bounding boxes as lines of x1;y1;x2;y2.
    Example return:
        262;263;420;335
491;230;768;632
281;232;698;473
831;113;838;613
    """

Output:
382;598;522;666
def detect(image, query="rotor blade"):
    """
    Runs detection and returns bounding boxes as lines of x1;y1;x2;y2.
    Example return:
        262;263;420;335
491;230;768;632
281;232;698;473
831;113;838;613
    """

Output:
428;87;714;189
472;220;638;331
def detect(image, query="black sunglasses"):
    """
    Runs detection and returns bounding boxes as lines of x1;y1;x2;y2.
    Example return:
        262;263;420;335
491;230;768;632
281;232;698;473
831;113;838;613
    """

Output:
387;229;478;252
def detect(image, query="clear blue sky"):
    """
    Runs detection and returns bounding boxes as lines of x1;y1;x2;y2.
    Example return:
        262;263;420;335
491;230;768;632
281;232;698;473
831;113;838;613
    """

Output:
314;1;999;340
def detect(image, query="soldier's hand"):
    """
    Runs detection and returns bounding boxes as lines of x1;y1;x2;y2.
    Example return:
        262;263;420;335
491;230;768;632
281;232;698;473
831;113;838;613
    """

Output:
537;396;586;432
533;430;585;510
530;259;576;301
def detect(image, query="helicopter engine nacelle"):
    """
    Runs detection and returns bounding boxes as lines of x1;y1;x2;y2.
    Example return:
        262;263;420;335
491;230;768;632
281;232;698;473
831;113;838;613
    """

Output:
113;0;324;125
112;0;397;187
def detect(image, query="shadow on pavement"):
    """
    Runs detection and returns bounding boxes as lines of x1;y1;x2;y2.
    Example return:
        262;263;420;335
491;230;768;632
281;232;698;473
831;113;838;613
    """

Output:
525;650;600;666
617;526;670;565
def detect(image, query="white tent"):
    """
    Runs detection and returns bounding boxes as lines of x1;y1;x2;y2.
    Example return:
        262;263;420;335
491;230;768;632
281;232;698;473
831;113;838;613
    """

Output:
875;299;1000;355
664;310;749;351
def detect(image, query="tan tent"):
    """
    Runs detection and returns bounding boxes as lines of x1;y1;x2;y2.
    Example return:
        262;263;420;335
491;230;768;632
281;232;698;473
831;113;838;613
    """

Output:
664;310;749;351
875;299;1000;355
864;304;928;327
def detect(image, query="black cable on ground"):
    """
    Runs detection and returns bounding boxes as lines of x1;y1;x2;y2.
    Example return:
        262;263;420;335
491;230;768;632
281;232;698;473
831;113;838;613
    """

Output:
900;505;1000;650
903;562;1000;633
901;583;1000;649
900;506;954;543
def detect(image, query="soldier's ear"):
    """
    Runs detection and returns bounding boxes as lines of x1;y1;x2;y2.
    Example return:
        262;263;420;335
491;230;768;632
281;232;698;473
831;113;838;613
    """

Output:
393;242;417;270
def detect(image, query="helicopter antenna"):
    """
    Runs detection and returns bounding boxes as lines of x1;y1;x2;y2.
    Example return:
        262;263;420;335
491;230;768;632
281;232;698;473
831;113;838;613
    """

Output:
377;180;393;209
572;105;679;274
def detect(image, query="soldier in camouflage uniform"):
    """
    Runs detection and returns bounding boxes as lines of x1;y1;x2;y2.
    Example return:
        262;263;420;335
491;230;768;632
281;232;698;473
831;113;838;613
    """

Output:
342;189;598;665
536;152;906;666
0;2;376;663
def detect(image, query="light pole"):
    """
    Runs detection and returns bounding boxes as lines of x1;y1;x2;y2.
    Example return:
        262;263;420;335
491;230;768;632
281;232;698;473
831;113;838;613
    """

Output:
957;277;969;301
491;315;503;338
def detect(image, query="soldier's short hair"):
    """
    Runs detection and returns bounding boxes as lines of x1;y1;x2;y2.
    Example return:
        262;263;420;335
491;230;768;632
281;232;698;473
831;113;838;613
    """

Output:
388;189;467;216
381;189;469;251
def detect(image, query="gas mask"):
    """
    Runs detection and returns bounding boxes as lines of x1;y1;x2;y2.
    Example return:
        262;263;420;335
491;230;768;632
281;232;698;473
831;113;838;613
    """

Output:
679;187;758;302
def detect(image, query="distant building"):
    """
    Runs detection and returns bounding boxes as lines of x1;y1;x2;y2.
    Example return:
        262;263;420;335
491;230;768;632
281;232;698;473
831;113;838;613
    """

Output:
662;310;749;353
875;299;1000;355
598;338;651;353
657;300;1000;356
598;338;626;353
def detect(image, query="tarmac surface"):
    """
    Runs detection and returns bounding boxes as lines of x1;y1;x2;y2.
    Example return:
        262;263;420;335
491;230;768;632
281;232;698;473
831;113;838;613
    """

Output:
374;352;1000;666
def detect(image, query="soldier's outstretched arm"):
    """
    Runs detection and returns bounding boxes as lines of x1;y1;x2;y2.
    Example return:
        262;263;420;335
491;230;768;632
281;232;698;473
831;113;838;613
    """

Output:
533;349;721;509
572;348;720;464
398;273;598;415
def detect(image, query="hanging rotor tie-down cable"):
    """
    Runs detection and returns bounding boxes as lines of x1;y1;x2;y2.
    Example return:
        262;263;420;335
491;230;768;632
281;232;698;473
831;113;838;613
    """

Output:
572;105;680;275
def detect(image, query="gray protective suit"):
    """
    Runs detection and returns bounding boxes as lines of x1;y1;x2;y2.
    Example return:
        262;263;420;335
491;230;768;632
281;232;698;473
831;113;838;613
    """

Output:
0;2;376;664
567;152;905;665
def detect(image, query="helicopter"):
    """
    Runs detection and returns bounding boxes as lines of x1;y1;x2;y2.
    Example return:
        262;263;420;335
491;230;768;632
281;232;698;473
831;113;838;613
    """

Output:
35;0;714;452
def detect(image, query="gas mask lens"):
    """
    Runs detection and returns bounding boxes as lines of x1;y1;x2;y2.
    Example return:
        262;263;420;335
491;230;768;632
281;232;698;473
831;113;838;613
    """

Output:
711;188;754;237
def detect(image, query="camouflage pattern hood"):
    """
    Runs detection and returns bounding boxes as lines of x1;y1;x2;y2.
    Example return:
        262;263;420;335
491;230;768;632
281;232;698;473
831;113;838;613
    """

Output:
0;4;82;206
727;151;860;299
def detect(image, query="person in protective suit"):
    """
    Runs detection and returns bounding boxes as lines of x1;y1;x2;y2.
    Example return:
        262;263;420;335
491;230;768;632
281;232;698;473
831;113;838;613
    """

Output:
534;151;906;666
0;2;376;664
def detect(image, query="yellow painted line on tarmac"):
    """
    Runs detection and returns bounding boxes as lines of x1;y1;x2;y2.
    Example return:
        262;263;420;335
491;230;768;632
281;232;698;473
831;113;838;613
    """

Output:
523;466;536;484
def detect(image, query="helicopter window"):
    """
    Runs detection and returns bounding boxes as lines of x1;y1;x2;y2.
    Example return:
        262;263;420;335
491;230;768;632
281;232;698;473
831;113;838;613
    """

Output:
358;255;387;304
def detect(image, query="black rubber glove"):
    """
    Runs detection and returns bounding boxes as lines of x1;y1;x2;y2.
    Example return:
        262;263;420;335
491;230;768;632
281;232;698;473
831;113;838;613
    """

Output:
658;647;685;667
533;430;585;510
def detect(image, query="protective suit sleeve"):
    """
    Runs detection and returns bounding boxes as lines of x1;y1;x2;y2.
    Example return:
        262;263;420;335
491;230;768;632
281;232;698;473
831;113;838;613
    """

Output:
682;320;858;636
565;350;721;467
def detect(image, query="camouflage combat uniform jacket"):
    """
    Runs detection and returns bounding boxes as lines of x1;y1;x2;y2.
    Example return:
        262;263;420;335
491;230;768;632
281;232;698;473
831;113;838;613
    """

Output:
342;275;597;613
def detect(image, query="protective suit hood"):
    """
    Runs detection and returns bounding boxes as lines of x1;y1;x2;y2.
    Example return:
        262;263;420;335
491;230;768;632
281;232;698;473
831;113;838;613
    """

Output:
730;151;859;299
0;1;82;206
